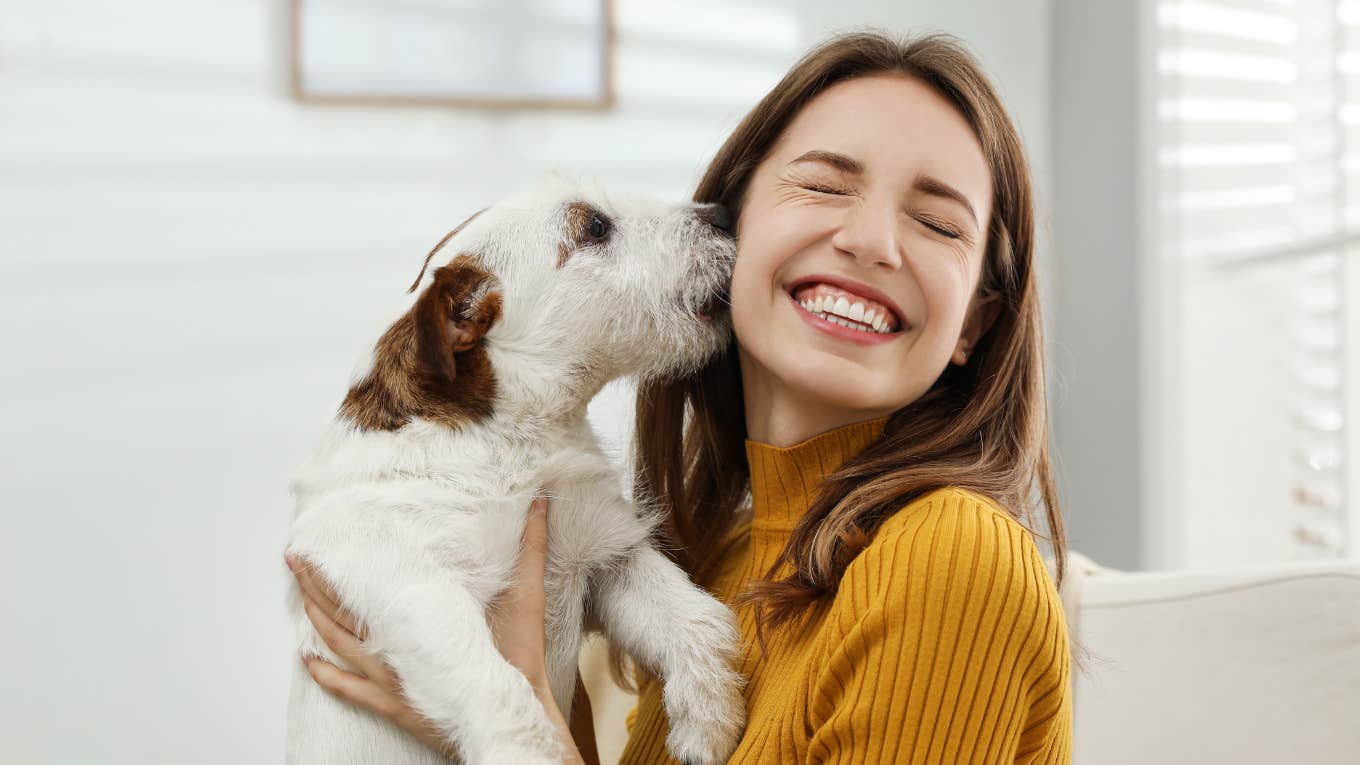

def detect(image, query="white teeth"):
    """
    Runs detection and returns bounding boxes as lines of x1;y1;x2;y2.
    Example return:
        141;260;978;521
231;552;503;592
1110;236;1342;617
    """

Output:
793;287;903;334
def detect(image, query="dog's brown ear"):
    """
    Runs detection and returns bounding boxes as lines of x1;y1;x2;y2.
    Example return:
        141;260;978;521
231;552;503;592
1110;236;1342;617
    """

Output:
409;207;489;294
414;255;502;381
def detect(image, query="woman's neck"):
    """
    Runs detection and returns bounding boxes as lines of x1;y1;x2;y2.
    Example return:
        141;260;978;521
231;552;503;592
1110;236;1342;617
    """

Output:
739;348;894;447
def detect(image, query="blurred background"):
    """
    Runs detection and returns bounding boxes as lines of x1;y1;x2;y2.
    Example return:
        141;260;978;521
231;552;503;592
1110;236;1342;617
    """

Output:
3;0;1358;762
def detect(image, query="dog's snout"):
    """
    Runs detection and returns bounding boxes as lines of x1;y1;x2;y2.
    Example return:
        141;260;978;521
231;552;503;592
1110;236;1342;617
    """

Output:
696;203;734;235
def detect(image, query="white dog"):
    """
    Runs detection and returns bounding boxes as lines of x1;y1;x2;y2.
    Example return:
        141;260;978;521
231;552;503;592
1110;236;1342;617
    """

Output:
285;175;747;765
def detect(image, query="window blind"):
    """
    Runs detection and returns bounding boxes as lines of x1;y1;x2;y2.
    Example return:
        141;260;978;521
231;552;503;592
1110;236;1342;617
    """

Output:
1158;0;1351;558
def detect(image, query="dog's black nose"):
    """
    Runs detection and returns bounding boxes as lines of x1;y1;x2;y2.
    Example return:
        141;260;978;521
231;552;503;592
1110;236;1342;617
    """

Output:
697;203;733;235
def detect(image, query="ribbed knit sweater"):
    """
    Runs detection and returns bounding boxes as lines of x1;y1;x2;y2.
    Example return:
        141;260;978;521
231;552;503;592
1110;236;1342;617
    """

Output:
617;417;1072;764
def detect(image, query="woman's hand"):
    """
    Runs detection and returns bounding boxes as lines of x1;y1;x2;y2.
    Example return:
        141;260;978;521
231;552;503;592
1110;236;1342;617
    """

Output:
288;492;596;764
287;552;458;759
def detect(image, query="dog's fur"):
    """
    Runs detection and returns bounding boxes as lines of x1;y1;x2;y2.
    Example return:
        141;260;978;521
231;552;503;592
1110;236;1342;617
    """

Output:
285;175;746;764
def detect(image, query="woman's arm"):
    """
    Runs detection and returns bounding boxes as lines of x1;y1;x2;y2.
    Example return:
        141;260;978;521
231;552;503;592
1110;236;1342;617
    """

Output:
289;494;598;765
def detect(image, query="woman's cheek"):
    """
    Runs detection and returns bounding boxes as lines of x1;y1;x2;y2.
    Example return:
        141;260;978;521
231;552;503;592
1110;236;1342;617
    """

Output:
727;257;769;350
729;228;780;317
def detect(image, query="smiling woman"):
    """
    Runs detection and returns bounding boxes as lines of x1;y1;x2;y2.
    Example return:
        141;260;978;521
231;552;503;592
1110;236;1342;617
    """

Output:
619;30;1073;764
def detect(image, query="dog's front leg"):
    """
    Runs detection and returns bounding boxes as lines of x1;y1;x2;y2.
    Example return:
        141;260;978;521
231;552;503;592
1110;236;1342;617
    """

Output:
590;545;747;765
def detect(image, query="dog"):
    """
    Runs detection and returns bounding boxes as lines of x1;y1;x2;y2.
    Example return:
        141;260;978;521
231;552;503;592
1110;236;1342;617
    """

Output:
285;174;746;764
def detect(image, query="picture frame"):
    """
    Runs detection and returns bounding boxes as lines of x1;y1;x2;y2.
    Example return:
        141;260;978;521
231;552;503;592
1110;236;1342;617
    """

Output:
290;0;614;110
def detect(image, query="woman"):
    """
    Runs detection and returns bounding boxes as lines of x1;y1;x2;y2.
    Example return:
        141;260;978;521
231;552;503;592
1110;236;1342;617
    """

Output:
291;30;1073;764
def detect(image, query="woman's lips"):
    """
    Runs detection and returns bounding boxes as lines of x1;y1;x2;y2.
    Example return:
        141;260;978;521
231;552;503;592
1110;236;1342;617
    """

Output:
790;283;901;332
785;291;902;345
784;274;908;331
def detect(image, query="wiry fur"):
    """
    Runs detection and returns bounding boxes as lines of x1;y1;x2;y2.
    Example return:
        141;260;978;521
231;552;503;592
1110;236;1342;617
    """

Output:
285;174;746;765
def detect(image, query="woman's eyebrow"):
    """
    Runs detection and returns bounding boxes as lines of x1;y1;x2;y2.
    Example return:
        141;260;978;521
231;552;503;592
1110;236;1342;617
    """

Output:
790;149;864;174
790;149;979;229
914;174;979;229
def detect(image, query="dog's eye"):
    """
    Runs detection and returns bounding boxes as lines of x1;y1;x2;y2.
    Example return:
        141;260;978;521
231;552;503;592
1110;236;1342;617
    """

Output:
586;213;611;241
563;202;613;258
587;212;609;239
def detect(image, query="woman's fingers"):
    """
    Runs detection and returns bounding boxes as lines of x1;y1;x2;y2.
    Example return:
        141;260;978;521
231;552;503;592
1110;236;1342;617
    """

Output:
289;554;458;759
286;555;338;612
301;597;394;686
287;554;367;640
303;656;403;719
305;656;457;760
298;599;440;751
287;553;388;683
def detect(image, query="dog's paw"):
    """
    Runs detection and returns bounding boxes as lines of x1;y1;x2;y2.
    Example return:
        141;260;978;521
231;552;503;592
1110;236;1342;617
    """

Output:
664;683;745;765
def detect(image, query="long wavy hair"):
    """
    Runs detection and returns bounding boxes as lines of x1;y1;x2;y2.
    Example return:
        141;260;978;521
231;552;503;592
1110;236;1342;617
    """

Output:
615;29;1067;685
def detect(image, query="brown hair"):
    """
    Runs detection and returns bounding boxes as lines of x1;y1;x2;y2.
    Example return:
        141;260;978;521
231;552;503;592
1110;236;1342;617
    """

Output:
617;29;1067;684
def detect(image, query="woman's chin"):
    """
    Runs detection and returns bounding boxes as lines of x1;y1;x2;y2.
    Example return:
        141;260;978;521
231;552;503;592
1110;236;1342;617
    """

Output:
737;326;916;412
782;362;896;413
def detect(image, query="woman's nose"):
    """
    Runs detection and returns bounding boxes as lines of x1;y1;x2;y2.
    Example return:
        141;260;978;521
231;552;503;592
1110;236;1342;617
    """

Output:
832;198;903;269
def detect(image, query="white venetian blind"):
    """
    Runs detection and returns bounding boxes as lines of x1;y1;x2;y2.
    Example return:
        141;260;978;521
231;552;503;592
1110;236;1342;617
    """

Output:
1157;0;1355;562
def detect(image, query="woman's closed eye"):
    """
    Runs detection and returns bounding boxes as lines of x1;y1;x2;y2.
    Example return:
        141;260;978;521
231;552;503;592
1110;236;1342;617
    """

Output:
796;179;967;240
913;214;964;240
800;181;853;196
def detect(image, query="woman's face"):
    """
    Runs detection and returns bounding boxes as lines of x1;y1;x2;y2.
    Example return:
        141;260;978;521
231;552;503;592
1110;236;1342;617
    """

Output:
731;74;999;422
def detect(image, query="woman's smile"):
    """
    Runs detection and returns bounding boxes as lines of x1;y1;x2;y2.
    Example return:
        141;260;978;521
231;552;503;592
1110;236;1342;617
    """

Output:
786;290;902;345
781;273;908;346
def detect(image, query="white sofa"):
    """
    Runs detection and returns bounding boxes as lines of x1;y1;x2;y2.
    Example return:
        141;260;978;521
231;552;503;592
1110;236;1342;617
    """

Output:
580;554;1360;764
1063;554;1360;764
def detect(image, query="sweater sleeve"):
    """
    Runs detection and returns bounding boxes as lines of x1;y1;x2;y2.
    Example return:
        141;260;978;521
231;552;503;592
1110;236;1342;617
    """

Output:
805;489;1072;765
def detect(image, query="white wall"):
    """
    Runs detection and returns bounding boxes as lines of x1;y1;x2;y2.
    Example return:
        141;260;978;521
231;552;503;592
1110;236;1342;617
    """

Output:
0;1;1051;762
1049;0;1148;569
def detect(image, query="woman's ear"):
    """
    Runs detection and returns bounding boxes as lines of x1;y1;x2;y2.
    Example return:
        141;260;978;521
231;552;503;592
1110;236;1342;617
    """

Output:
952;287;1002;366
414;256;503;381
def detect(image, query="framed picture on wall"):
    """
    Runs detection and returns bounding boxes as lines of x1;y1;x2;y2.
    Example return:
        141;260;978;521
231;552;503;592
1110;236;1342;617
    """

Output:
290;0;614;109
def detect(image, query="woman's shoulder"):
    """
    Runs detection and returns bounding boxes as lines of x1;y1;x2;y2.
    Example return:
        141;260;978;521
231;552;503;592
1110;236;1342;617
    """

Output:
879;485;1021;538
835;486;1063;629
874;485;1040;562
815;487;1074;759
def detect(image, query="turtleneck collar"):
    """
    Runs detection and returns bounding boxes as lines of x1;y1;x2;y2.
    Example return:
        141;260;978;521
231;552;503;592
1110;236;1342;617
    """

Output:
744;416;889;534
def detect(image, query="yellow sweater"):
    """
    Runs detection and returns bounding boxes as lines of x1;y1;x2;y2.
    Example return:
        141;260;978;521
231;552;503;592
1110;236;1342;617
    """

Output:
617;417;1072;764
